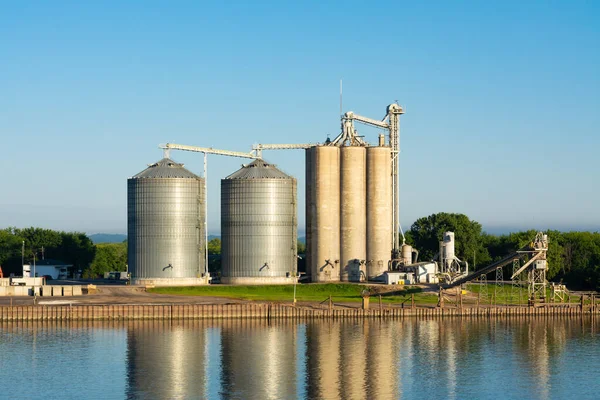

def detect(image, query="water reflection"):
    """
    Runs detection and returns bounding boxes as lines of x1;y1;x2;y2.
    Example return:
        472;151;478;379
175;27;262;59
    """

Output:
0;321;128;399
220;319;298;400
126;320;213;399
1;316;598;399
305;320;401;400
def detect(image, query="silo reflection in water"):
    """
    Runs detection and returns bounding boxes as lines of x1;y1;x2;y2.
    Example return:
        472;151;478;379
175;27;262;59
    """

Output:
339;321;367;397
305;320;401;400
219;319;298;400
305;321;342;399
2;317;593;399
125;320;213;400
365;320;401;400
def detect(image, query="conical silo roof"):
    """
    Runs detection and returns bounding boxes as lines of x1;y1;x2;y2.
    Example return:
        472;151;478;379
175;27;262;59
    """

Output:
131;158;200;179
224;159;293;180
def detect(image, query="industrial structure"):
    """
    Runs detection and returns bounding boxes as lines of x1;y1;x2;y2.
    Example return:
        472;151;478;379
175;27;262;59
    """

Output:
444;231;550;303
221;159;298;284
128;101;554;305
153;102;406;284
305;104;404;283
127;158;209;286
305;142;393;282
437;232;469;283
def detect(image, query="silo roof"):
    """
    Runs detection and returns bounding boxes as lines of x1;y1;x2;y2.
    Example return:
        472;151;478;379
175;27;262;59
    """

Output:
131;158;200;179
224;159;293;180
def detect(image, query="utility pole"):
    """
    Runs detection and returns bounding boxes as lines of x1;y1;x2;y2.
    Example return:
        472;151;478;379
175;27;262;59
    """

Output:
204;152;208;277
293;272;304;305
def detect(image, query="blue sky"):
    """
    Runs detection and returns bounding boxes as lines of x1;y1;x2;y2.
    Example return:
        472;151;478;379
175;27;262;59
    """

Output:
1;1;598;234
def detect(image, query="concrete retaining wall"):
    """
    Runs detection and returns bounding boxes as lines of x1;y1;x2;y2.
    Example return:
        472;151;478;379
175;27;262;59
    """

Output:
0;303;597;322
0;278;44;287
13;286;28;296
0;285;83;297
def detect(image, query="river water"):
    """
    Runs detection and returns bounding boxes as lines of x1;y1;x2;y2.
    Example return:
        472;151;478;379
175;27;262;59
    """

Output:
0;317;598;400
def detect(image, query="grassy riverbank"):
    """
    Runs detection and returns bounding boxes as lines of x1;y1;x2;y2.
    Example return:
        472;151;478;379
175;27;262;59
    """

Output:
150;283;584;306
149;283;436;304
465;283;578;305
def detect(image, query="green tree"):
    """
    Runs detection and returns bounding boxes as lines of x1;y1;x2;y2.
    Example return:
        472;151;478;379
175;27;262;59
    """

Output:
0;228;25;267
545;230;564;280
0;227;96;276
14;227;63;259
297;240;306;254
207;238;222;275
558;231;600;290
84;242;127;278
53;232;96;272
208;238;221;255
407;212;490;268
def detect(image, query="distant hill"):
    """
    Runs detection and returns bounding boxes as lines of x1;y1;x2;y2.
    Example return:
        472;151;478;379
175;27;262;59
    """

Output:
89;233;127;244
90;234;305;243
207;235;305;243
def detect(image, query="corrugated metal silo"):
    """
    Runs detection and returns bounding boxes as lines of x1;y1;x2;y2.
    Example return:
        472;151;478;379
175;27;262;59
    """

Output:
340;146;367;282
127;158;206;286
221;159;297;284
306;146;341;282
366;146;392;279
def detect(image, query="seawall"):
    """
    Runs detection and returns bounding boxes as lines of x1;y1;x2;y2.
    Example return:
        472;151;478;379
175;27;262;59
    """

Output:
0;303;598;322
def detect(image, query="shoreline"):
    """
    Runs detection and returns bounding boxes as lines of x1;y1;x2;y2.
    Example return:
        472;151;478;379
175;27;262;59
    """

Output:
0;302;598;322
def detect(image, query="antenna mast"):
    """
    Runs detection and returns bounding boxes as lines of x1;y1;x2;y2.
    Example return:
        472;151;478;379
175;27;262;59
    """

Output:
339;79;343;117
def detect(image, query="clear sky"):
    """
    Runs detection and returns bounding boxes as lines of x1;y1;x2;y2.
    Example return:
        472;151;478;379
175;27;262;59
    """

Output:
1;1;599;235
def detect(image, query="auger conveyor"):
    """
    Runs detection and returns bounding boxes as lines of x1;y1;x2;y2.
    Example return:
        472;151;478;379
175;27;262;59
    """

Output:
443;252;525;289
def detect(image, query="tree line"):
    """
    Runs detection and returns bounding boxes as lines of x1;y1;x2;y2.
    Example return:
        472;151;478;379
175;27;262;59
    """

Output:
407;213;600;291
1;216;598;290
0;227;96;276
0;227;126;278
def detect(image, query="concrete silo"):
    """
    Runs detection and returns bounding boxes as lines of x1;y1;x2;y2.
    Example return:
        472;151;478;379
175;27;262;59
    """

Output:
221;159;297;284
306;146;341;282
340;146;367;282
366;146;392;279
127;158;207;286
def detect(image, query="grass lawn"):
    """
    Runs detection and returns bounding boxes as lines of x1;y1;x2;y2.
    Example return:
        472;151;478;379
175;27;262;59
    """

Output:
149;283;437;304
149;282;580;306
464;283;578;305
